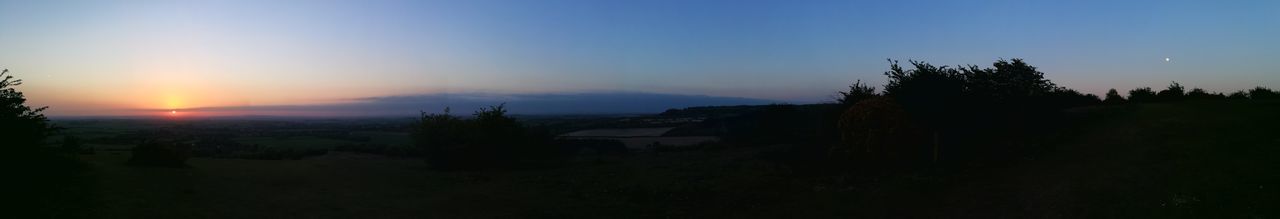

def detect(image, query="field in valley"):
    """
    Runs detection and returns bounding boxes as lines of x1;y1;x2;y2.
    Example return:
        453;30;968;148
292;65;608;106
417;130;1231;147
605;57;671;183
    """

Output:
40;101;1280;218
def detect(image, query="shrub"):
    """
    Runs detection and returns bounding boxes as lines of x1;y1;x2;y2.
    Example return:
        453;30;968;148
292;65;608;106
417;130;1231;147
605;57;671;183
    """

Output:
129;140;191;167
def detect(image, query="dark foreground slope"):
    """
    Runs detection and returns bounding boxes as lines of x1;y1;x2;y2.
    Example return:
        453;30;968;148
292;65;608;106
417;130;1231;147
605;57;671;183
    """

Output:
931;100;1280;218
70;101;1278;218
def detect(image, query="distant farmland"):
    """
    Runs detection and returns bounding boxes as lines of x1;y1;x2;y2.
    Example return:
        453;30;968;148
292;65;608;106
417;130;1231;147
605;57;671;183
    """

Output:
560;127;718;149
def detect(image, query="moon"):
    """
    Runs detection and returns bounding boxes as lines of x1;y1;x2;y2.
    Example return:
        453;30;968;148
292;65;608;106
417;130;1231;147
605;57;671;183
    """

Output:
1165;57;1171;62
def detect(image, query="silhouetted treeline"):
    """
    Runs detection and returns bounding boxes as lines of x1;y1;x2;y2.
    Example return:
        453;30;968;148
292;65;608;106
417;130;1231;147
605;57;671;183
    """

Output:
1113;83;1276;103
824;59;1278;169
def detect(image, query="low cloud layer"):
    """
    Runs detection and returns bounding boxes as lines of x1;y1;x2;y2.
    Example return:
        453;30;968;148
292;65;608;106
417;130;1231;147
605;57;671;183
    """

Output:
177;92;778;117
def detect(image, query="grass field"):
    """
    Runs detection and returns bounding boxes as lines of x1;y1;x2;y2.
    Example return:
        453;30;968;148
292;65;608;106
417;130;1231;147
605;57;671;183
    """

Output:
52;101;1280;218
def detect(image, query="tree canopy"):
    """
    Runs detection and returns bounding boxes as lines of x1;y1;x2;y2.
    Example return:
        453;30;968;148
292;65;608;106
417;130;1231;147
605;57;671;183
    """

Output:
1;69;56;150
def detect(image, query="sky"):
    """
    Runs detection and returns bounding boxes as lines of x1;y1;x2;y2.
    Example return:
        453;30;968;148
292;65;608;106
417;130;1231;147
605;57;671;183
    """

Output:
1;0;1277;116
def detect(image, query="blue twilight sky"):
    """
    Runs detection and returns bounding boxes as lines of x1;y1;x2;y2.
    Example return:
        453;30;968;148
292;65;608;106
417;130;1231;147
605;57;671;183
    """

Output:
0;0;1277;116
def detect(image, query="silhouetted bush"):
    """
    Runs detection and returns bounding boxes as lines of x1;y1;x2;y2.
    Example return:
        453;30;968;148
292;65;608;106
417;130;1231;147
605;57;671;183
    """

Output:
837;79;878;107
1103;88;1126;104
1044;87;1102;109
1248;86;1278;100
412;104;561;170
833;97;930;166
834;58;1100;165
882;60;967;127
961;59;1058;104
1128;87;1157;103
0;69;56;152
883;58;1083;124
129;140;191;167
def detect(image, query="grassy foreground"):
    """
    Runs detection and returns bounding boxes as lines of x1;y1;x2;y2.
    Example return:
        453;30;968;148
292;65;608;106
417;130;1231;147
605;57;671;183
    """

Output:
62;101;1280;218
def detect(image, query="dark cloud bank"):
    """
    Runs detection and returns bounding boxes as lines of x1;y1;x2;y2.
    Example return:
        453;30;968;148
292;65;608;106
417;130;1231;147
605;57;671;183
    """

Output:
185;92;779;117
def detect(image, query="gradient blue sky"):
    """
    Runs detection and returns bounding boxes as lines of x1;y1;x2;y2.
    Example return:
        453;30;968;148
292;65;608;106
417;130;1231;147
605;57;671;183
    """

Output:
1;0;1277;116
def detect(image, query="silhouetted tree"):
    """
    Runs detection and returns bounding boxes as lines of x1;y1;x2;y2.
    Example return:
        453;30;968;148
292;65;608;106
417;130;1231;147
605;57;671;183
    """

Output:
1;69;56;151
961;59;1057;105
1103;88;1126;104
837;80;878;106
1248;86;1278;100
413;107;472;169
881;60;967;128
1128;87;1157;103
862;58;1085;164
469;104;525;167
1156;81;1186;101
412;104;560;170
1185;88;1225;100
4;68;90;217
1227;91;1250;100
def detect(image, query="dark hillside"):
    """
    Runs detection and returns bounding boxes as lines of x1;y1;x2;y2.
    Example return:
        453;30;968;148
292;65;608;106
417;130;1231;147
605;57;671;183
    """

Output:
71;100;1280;218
